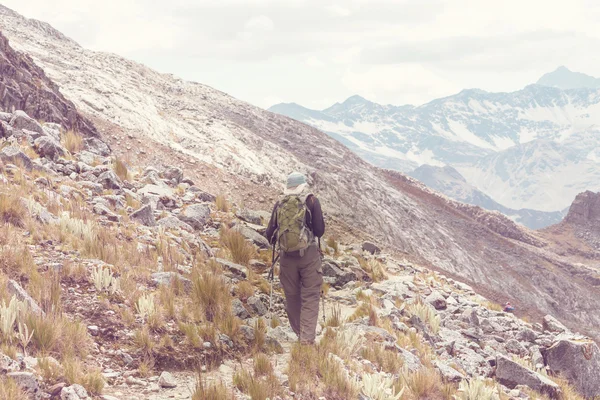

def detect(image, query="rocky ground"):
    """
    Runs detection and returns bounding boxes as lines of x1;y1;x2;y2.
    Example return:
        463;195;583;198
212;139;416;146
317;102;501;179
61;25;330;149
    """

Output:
1;109;599;400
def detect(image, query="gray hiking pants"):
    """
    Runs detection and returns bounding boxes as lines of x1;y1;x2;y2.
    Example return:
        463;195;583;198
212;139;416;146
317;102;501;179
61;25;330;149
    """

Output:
279;244;323;343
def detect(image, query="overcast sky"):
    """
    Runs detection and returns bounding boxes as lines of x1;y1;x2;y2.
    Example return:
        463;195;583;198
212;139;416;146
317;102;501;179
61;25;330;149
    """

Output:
3;0;600;109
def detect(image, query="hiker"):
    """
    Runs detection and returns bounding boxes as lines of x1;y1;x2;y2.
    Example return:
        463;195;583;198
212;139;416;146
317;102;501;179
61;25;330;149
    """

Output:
266;172;325;345
503;302;515;313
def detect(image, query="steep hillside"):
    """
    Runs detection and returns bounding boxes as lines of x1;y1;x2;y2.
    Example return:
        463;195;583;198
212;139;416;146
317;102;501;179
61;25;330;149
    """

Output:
409;165;565;229
2;4;600;341
270;83;600;213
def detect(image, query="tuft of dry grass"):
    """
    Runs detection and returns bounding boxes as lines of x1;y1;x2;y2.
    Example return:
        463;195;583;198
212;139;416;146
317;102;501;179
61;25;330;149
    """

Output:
61;130;84;153
325;304;344;328
235;281;254;302
253;353;274;377
220;227;256;265
215;195;229;212
191;270;232;323
397;367;446;399
360;344;404;374
113;157;129;181
0;377;27;400
326;237;339;255
192;376;231;400
0;193;26;227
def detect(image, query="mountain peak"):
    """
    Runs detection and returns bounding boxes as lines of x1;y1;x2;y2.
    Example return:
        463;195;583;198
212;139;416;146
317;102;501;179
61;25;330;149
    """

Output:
537;66;600;90
342;94;371;105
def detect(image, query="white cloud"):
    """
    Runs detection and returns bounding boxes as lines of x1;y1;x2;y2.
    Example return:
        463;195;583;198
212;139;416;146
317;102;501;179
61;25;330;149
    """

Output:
342;64;460;105
326;5;351;17
244;15;275;31
306;55;325;67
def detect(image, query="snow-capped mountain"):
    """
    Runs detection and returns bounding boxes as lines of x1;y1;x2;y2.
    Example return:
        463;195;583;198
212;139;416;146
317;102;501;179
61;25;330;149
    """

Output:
537;66;600;90
409;165;566;229
270;78;600;214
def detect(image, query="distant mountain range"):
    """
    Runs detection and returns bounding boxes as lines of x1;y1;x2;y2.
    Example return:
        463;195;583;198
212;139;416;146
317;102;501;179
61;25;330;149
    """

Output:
269;66;600;227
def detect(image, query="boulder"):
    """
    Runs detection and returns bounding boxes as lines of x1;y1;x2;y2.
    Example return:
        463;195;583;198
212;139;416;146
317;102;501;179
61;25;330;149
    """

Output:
0;353;20;373
505;339;528;356
215;259;248;279
543;315;569;333
178;204;211;230
495;354;561;399
85;137;111;156
545;340;600;398
0;120;13;138
9;110;44;135
426;291;447;310
0;146;33;170
33;136;65;161
60;384;88;400
236;209;271;226
130;204;155;226
162;166;183;184
7;279;44;315
158;371;177;388
234;225;270;249
151;272;192;293
93;204;120;222
187;186;216;202
157;216;194;232
322;259;357;288
7;371;41;399
434;360;464;382
247;296;268;316
232;298;251;319
97;171;122;190
362;241;381;255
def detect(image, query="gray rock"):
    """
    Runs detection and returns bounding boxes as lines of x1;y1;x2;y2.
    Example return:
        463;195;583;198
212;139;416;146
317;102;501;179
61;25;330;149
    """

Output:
93;204;120;222
158;371;177;388
530;345;544;368
151;272;192;293
85;137;111;156
97;171;122;190
0;111;12;122
516;327;538;343
7;279;44;315
426;291;447;310
0;353;20;373
543;315;569;333
9;110;44;135
399;347;423;372
162;167;183;184
130;204;155;226
545;340;600;398
505;339;528;356
495;354;561;399
7;371;41;399
215;258;248;278
34;136;65;160
0;146;33;170
362;241;381;255
434;360;464;382
187;186;216;202
247;296;268;316
157;216;194;232
240;325;255;342
322;259;357;288
232;298;251;319
60;384;89;400
234;225;270;249
178;204;211;230
236;209;270;226
0;120;13;138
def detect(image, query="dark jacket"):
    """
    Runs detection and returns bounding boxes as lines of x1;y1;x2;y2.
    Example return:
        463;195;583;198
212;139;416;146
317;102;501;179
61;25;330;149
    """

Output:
265;194;325;245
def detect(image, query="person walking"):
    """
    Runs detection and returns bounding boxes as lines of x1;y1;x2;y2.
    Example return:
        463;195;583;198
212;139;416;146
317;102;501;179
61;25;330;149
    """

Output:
266;172;325;345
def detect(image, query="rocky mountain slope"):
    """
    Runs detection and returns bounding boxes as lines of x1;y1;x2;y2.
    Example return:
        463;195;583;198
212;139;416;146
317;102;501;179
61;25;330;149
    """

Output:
1;107;599;399
409;165;566;229
2;4;600;343
269;79;600;214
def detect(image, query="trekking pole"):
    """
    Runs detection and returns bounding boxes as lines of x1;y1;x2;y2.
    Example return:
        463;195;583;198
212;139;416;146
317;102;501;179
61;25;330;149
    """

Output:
268;243;280;325
319;237;326;324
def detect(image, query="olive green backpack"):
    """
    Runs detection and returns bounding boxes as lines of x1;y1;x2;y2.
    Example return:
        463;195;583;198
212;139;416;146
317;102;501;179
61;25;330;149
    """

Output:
276;194;314;253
